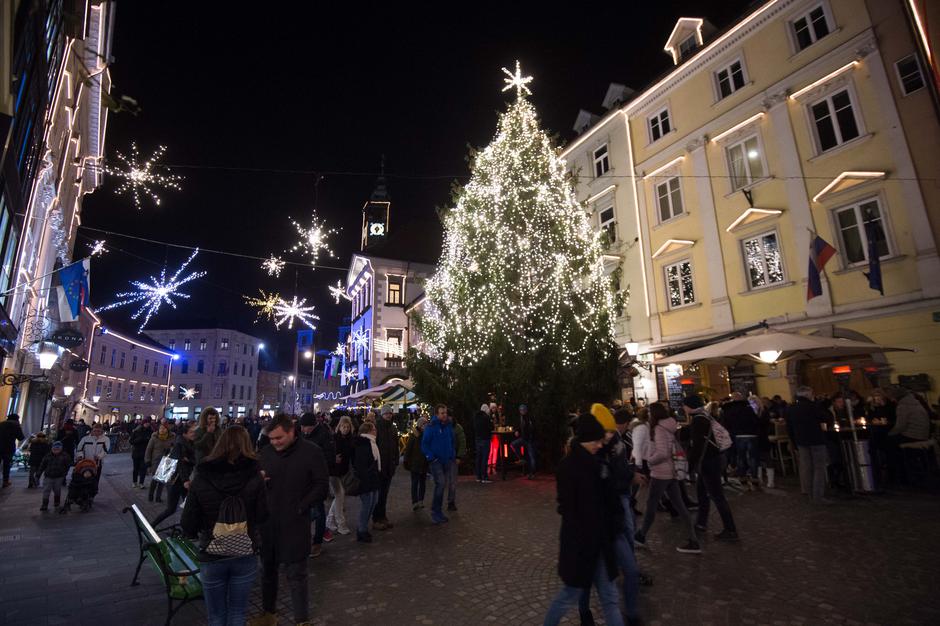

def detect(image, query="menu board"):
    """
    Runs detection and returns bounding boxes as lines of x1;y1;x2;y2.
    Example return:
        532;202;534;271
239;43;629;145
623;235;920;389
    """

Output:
659;364;685;413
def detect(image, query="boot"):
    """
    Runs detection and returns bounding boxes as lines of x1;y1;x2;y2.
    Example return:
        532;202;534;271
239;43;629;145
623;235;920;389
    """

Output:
766;467;775;489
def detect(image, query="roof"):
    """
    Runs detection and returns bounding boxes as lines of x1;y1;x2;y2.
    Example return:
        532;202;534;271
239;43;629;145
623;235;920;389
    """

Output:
87;309;175;355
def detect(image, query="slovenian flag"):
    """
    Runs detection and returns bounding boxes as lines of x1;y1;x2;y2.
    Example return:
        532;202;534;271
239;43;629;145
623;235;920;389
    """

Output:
57;259;90;322
807;234;836;301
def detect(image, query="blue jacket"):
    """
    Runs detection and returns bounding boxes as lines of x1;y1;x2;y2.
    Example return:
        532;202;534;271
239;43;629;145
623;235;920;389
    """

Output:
421;417;455;463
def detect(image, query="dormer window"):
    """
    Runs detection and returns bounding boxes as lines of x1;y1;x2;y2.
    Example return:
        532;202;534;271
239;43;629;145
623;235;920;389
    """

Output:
678;35;698;60
664;17;705;65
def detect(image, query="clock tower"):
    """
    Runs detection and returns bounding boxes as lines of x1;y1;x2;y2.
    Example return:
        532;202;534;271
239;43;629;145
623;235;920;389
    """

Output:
361;157;391;250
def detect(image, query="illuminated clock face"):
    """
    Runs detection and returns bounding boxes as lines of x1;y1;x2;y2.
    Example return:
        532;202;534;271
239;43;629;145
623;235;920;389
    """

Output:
369;222;386;236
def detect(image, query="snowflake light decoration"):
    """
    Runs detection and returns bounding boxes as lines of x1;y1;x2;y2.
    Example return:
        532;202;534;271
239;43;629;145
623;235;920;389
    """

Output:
274;295;319;330
105;143;182;208
262;255;285;277
328;279;350;304
88;240;108;257
243;289;281;323
501;60;533;98
333;343;345;357
96;249;206;333
288;214;338;266
180;386;197;400
351;328;370;354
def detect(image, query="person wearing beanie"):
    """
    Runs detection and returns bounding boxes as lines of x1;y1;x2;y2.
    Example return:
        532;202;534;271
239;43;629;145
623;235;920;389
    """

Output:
685;395;739;542
473;403;493;484
544;413;624;626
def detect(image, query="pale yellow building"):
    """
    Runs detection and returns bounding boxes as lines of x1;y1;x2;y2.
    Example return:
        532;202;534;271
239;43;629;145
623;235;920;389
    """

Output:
567;0;940;404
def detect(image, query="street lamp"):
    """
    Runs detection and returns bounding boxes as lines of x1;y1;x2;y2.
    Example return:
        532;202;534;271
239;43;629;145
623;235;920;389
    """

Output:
258;343;265;350
92;394;101;404
63;385;75;397
37;342;60;370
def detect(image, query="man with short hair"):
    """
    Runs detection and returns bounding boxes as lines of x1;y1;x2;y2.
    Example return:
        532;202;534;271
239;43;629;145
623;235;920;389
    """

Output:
722;391;761;490
253;415;329;626
473;403;492;484
422;404;455;524
786;386;830;503
0;414;26;488
299;412;335;556
686;394;738;540
511;404;537;479
372;406;400;530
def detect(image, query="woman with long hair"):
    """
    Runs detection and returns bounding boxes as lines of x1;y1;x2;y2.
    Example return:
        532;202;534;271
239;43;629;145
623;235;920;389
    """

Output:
351;421;381;543
151;421;198;528
194;407;221;464
634;402;700;554
145;422;174;502
326;416;355;535
181;426;268;626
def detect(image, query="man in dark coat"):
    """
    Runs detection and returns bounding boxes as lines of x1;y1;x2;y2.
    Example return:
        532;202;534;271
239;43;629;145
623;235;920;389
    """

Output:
472;403;492;483
0;414;26;488
255;414;328;626
129;419;154;489
786;386;830;502
56;420;79;459
686;395;738;540
543;414;624;626
722;392;761;488
372;406;400;530
299;412;335;555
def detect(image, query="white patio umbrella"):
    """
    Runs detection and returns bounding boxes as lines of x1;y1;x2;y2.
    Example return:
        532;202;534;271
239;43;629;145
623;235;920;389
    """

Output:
653;330;913;366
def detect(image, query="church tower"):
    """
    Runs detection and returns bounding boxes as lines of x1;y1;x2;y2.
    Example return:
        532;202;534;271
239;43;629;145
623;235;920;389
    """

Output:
361;156;391;250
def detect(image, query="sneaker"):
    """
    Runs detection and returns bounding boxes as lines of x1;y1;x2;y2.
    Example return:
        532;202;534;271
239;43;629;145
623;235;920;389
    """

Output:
131;483;137;489
310;544;323;558
447;502;457;512
322;529;334;543
431;513;449;525
694;523;707;533
633;531;646;547
337;526;351;535
676;540;702;554
356;531;373;543
715;529;739;542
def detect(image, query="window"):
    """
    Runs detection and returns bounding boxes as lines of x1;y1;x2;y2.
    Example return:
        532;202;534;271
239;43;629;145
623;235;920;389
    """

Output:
665;260;696;308
649;109;671;142
593;144;610;178
117;383;122;400
792;5;831;51
180;359;189;374
599;207;616;244
95;379;102;396
218;361;227;376
106;381;113;399
168;339;175;350
716;59;746;99
726;135;765;190
163;364;168;377
200;338;207;351
834;198;890;265
655;177;684;222
231;386;237;400
895;55;925;95
240;385;245;400
249;365;253;377
195;384;203;398
220;338;229;350
140;386;146;402
386;329;404;368
251;346;255;357
810;89;860;152
742;231;785;289
387;275;403;305
197;360;204;374
678;35;698;60
127;385;134;401
241;363;246;376
110;349;116;367
99;345;106;364
143;359;150;375
183;339;191;351
149;388;155;402
214;384;222;399
119;352;125;369
131;356;137;372
248;388;252;401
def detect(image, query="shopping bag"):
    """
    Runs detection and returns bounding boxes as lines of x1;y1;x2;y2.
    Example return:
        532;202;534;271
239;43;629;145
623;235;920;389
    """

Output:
153;456;178;484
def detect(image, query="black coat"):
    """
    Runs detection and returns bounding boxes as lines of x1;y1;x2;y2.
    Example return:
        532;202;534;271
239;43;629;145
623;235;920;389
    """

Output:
170;437;197;485
39;451;72;479
722;400;759;437
56;428;79;457
259;438;328;562
304;423;335;474
555;442;618;589
129;425;153;459
786;397;828;447
473;411;492;440
331;432;354;477
688;412;721;469
180;455;269;561
28;439;52;468
0;419;25;455
193;427;219;464
375;418;399;476
351;436;381;493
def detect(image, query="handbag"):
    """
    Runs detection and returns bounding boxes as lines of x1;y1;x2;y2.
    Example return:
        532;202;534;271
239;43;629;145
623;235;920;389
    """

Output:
672;436;689;481
153;456;178;484
342;467;362;497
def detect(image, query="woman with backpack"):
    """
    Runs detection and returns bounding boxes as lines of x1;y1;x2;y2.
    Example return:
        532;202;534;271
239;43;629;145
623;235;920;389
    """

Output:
181;425;267;626
634;402;700;554
686;394;739;541
351;421;381;543
326;416;355;535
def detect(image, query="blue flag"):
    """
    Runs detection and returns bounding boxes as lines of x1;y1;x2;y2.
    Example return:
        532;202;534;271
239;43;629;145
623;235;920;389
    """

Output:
863;221;883;295
56;259;90;322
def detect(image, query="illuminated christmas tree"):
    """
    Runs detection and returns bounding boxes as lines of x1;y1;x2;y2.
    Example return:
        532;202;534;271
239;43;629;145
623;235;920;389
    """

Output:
411;63;620;440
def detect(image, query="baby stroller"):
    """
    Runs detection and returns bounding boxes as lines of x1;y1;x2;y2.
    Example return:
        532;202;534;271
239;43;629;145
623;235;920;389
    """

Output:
60;458;99;513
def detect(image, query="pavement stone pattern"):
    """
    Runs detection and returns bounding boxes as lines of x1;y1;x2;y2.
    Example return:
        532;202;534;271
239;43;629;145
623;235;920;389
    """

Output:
0;453;938;625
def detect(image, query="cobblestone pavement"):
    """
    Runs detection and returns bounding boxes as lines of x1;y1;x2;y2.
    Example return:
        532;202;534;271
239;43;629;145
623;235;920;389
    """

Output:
1;453;938;626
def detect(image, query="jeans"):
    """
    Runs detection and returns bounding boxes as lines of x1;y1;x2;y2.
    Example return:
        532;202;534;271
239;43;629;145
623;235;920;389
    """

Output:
640;478;697;542
447;460;458;506
151;481;186;527
735;436;759;478
430;459;451;518
543;558;624;626
359;490;378;533
618;494;640;618
42;475;63;505
410;471;426;504
327;476;347;531
0;452;13;483
510;437;536;473
798;444;828;500
696;455;737;532
132;455;147;485
372;468;394;522
311;500;326;545
474;439;489;481
202;555;257;626
260;553;307;622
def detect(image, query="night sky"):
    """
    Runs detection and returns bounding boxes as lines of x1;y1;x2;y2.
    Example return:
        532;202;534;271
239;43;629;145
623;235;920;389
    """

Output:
81;0;754;369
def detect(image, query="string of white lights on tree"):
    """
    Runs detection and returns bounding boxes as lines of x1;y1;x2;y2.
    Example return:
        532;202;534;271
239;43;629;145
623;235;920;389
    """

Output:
419;62;619;367
273;295;320;330
97;248;207;333
289;213;339;266
104;143;182;208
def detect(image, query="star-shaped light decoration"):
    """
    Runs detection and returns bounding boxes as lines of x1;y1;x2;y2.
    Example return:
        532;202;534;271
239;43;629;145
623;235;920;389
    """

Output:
341;366;358;381
105;143;182;209
274;295;320;330
328;279;351;304
351;328;370;355
88;240;108;257
243;289;281;323
96;249;206;333
501;60;533;99
333;343;346;357
262;255;285;277
180;386;197;400
289;213;339;266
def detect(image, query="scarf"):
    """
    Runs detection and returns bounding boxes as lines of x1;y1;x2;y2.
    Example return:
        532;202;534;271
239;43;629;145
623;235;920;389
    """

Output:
362;433;381;472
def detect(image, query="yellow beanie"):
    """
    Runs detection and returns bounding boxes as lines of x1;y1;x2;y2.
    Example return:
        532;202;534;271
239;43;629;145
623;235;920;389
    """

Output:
590;403;617;432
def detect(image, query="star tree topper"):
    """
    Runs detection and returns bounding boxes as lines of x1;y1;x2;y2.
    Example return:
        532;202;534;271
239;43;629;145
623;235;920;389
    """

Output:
501;60;533;98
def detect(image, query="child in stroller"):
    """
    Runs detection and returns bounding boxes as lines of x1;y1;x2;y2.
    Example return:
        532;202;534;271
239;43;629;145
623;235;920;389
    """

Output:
60;458;99;513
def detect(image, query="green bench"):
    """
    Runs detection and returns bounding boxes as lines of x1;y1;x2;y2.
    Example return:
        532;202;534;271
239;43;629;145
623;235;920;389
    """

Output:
124;504;203;625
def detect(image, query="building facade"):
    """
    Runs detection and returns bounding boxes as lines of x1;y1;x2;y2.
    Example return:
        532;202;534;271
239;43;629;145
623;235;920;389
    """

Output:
567;0;940;404
144;328;263;421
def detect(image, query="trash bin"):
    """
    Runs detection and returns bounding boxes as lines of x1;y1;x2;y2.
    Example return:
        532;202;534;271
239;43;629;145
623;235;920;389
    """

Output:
842;439;875;493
